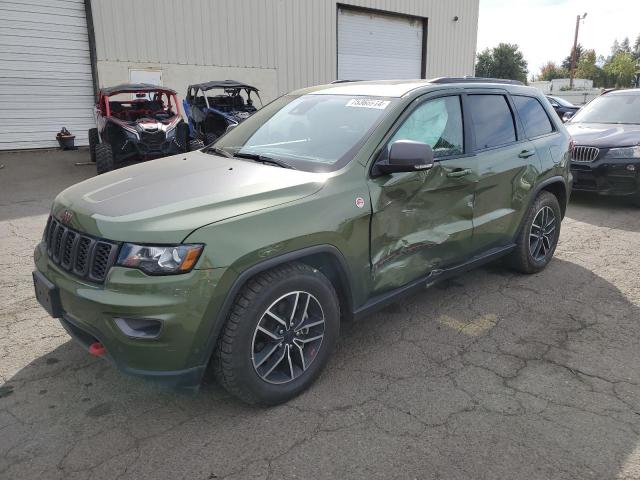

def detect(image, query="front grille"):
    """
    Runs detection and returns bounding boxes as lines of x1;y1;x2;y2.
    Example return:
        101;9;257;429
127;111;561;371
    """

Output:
571;146;600;163
140;130;166;147
43;216;119;283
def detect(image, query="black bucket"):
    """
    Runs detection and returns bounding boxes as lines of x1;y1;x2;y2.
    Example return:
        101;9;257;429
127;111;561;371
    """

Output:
56;127;77;150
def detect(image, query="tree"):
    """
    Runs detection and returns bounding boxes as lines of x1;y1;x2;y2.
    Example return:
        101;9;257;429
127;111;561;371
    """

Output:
603;52;636;87
620;37;631;54
575;49;605;86
562;44;584;70
610;39;620;57
633;34;640;60
474;43;528;83
539;61;567;81
475;48;494;78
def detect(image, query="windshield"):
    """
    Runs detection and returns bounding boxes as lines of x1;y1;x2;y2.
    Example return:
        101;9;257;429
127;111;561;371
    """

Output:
569;93;640;124
549;96;574;107
213;94;397;171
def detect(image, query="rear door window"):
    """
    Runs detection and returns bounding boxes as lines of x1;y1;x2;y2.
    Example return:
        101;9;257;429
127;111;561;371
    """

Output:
513;95;554;138
467;94;516;150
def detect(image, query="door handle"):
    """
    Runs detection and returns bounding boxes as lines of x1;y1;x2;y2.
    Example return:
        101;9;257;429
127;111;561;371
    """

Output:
518;149;535;159
446;168;473;178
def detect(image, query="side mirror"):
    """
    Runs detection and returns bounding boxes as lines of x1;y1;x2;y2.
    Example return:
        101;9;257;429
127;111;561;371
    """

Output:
374;140;435;176
225;123;238;133
562;111;575;122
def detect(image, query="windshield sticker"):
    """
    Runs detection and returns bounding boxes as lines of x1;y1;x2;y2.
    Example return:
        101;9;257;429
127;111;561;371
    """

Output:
346;98;390;109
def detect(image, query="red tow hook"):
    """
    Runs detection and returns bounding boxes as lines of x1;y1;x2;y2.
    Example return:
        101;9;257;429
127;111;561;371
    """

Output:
88;342;107;357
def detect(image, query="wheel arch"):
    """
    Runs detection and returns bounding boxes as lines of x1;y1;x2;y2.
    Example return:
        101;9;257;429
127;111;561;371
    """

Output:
540;178;568;218
513;176;568;243
201;245;355;368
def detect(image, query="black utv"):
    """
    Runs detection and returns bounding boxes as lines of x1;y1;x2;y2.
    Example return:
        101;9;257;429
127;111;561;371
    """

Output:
89;84;193;174
183;80;261;145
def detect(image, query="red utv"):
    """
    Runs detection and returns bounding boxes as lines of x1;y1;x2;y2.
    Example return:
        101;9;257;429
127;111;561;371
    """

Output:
88;84;194;174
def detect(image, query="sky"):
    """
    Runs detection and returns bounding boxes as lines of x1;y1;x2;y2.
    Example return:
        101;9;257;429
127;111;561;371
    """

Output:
476;0;640;77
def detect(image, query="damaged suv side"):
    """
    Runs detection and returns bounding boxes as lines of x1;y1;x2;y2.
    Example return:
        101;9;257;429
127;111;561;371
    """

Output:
35;78;571;405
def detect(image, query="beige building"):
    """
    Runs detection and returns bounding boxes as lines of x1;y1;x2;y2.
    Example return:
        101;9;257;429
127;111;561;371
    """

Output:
0;0;480;150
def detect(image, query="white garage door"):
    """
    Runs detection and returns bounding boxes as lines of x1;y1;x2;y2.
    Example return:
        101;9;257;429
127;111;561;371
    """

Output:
0;0;95;150
337;8;424;81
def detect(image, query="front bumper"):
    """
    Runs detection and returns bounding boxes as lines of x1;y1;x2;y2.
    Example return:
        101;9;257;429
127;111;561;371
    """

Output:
117;132;185;160
33;241;227;387
570;157;640;196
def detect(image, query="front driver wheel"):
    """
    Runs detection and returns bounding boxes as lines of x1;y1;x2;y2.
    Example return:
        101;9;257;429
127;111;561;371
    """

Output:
95;142;114;175
509;191;561;274
213;262;340;405
88;128;99;162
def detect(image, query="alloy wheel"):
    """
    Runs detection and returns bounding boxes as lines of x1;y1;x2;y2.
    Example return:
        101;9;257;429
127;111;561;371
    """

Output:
529;206;556;262
251;291;325;385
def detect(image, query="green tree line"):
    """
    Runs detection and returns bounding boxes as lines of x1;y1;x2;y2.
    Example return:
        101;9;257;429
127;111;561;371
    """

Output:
475;34;640;88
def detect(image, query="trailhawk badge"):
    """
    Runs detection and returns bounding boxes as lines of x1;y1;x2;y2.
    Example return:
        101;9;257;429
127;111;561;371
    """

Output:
355;197;365;208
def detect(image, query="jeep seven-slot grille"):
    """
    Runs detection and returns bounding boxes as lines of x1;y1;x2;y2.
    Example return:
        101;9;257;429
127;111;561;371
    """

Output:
571;146;600;163
43;216;119;283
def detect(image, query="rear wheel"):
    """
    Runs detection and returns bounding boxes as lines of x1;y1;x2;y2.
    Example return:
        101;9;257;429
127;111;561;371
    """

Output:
213;262;340;405
88;128;99;162
95;142;115;175
509;191;561;274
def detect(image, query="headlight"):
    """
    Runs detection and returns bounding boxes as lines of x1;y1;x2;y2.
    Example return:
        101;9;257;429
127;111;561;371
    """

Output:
124;129;140;140
603;146;640;159
116;244;203;275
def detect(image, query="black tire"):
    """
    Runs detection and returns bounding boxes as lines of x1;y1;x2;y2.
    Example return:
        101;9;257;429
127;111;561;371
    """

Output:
176;123;190;152
88;128;99;162
204;132;218;145
509;191;562;274
189;138;205;151
95;142;115;175
213;262;340;405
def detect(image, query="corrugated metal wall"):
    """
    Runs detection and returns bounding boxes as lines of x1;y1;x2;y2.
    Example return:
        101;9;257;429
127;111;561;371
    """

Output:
91;0;479;98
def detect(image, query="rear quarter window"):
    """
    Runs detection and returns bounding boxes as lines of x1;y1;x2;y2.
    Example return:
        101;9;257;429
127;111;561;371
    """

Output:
467;94;516;150
513;96;554;138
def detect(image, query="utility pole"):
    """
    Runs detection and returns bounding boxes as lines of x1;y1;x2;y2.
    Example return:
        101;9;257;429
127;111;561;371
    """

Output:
569;12;587;89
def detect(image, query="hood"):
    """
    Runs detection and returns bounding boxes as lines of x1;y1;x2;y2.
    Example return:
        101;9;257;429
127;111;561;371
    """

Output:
53;151;327;243
566;123;640;148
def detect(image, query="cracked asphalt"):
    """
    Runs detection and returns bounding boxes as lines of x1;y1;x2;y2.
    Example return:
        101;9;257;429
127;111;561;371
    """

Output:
2;149;640;479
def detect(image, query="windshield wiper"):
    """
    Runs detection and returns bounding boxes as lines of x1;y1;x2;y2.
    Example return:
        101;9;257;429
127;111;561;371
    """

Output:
206;145;234;158
234;152;296;170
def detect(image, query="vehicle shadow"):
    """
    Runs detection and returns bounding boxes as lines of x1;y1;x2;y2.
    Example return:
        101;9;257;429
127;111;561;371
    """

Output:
2;259;639;479
567;191;640;232
0;150;94;223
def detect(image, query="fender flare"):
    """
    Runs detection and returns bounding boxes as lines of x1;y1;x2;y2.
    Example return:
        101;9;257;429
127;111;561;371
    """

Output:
514;175;568;240
200;244;355;366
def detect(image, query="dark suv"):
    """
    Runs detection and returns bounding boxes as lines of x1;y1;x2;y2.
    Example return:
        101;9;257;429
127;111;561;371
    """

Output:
34;78;571;404
565;89;640;205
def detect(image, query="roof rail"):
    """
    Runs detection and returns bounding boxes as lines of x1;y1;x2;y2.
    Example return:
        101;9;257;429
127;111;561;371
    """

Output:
330;79;362;84
429;76;524;86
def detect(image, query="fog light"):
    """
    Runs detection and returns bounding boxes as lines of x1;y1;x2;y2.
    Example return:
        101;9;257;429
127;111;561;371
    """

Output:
626;164;636;172
114;317;162;339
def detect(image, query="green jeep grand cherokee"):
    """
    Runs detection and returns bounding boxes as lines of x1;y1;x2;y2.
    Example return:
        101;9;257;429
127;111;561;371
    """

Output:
33;78;572;404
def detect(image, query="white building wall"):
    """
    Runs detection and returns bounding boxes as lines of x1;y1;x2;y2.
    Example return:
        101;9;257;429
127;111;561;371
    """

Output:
91;0;479;102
